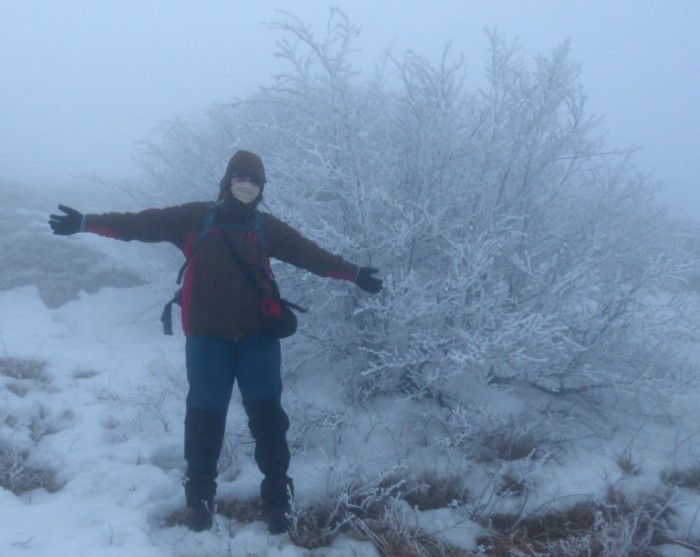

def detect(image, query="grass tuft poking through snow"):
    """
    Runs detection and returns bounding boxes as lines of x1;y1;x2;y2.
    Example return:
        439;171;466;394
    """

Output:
0;442;60;495
476;484;680;556
662;464;700;491
0;356;50;382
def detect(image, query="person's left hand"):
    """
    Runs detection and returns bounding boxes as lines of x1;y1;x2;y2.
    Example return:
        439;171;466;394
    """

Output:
355;267;383;294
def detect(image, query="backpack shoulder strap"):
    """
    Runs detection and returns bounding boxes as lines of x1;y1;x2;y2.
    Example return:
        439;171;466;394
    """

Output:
199;202;218;241
176;202;218;285
255;209;267;248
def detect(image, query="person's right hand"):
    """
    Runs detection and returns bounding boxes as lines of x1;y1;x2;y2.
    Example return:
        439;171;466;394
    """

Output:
49;205;83;235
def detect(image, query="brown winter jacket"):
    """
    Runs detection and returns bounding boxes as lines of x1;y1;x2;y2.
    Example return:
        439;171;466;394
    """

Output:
84;201;358;338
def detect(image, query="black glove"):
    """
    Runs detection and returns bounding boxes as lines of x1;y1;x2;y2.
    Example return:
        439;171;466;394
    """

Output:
49;205;83;235
355;267;383;294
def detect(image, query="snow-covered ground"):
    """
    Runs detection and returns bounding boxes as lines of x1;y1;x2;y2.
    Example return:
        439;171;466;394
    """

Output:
0;261;386;555
1;186;700;556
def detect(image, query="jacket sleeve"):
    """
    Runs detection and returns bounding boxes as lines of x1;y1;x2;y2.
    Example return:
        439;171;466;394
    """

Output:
264;213;359;281
83;203;204;248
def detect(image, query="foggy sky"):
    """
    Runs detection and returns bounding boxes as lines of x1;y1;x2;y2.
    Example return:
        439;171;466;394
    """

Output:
1;0;699;218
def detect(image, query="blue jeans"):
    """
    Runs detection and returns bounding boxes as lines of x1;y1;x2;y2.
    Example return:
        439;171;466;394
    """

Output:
185;333;282;410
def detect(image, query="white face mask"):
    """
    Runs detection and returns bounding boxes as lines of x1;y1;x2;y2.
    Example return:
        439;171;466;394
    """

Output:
230;182;261;204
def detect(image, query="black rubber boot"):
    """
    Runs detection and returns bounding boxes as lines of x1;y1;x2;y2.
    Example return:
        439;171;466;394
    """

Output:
265;501;291;534
243;399;294;533
262;475;294;534
183;407;227;530
188;499;214;532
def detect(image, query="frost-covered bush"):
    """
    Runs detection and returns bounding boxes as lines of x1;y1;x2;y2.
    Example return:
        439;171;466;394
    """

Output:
139;11;700;423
